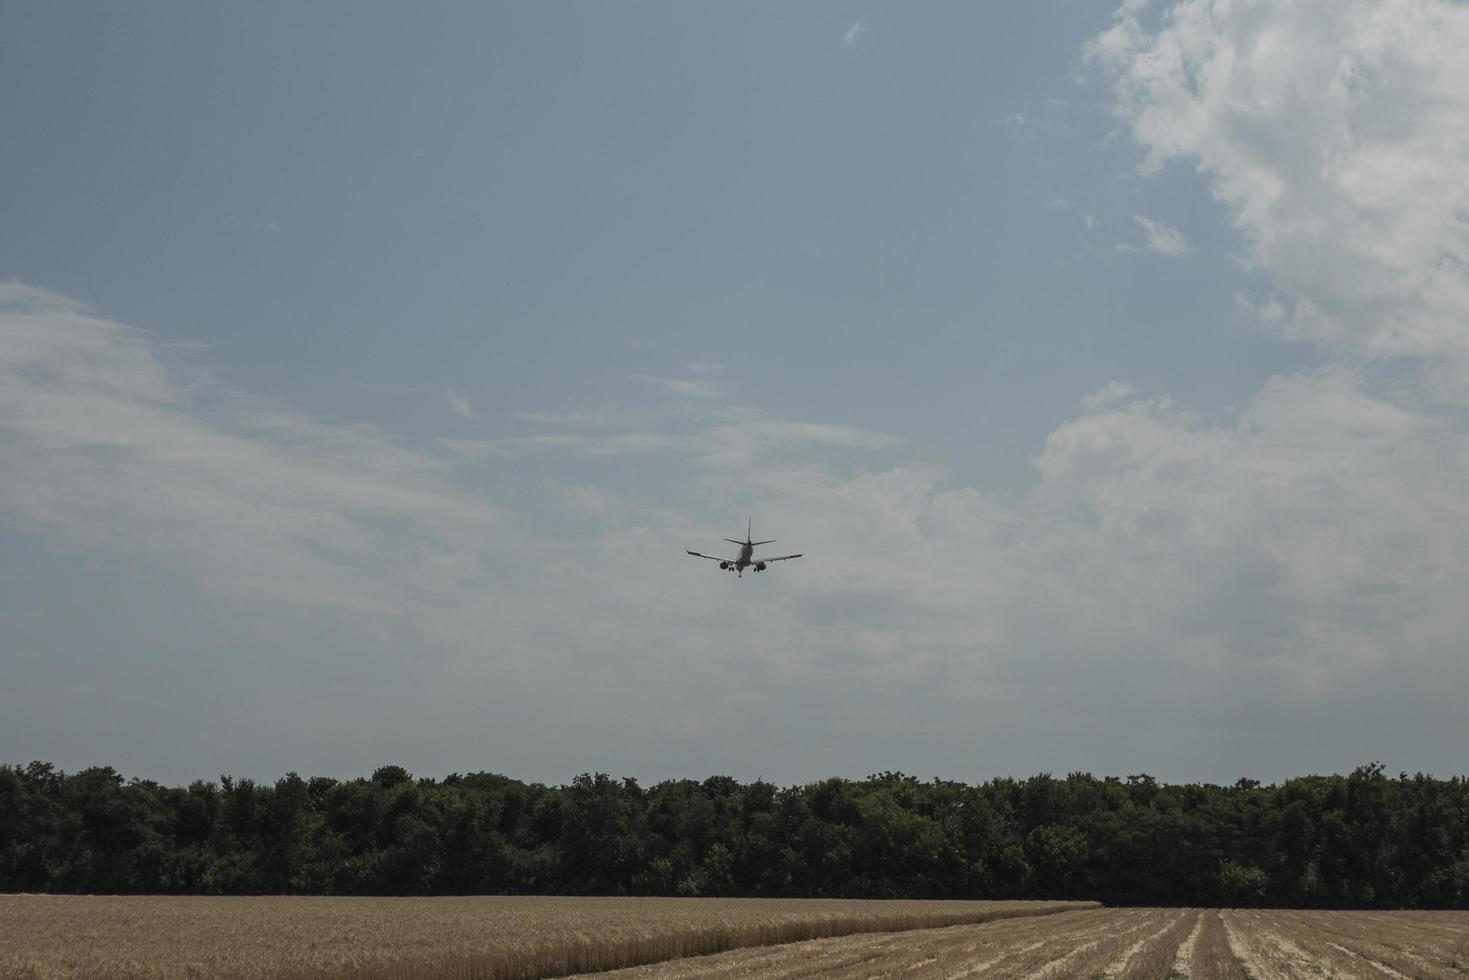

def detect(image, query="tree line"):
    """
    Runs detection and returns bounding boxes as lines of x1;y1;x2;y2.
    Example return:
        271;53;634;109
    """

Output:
1;762;1464;907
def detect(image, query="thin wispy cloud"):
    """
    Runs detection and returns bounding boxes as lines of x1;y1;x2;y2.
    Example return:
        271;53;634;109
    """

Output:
556;483;627;519
638;375;722;399
514;409;622;426
445;388;473;418
437;433;589;457
1080;381;1137;413
222;217;282;235
1235;293;1288;323
0;286;503;627
452;405;898;464
841;22;867;49
1119;214;1193;256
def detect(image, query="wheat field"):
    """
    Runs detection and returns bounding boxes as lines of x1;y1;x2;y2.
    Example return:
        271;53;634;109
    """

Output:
0;895;1092;980
5;897;1465;980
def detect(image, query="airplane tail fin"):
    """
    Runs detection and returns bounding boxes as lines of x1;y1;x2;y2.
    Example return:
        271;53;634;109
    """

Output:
725;518;774;547
745;518;775;547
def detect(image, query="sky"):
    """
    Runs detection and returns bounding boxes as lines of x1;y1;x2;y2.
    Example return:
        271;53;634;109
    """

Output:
3;0;1467;788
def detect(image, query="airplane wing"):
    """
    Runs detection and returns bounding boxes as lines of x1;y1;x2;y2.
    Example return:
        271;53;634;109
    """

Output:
756;553;802;563
686;550;734;562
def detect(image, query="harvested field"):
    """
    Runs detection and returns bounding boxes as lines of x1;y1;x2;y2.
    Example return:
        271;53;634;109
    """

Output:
1219;909;1469;980
581;908;1469;980
0;895;1091;980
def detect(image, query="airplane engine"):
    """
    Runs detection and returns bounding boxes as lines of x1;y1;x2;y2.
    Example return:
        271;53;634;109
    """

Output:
754;562;767;572
718;561;729;570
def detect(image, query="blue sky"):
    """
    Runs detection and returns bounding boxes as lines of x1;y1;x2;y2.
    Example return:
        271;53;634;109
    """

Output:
3;1;1466;786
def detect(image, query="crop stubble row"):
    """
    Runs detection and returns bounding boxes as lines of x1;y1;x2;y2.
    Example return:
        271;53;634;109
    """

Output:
583;908;1469;980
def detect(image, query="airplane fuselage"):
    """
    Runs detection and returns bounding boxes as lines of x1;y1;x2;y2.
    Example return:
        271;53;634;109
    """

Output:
723;541;761;577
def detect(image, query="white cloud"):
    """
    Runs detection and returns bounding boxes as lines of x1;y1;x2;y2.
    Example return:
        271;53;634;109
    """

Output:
1235;293;1288;323
557;483;626;519
842;22;867;49
698;410;899;471
514;409;622;426
1028;369;1469;676
437;433;590;456
1087;0;1469;386
0;288;503;627
1120;214;1193;256
445;388;473;418
5;280;1469;781
638;375;722;399
478;406;897;465
1080;381;1138;413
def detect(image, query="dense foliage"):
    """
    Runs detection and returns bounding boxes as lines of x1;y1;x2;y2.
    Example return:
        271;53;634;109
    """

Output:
1;763;1464;907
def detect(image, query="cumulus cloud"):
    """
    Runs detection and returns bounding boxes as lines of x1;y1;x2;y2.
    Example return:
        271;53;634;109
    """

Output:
1087;0;1469;384
1031;370;1469;676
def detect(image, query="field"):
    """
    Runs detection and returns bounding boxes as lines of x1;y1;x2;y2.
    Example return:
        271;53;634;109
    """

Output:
583;907;1469;980
2;899;1465;980
0;895;1090;980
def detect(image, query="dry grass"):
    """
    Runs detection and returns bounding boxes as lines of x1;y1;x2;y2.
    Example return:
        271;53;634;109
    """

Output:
0;895;1092;980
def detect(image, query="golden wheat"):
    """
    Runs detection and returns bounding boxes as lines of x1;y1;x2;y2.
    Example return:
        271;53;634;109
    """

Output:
0;895;1093;980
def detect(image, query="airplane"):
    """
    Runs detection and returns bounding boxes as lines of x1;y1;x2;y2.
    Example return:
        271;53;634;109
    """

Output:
687;519;802;578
